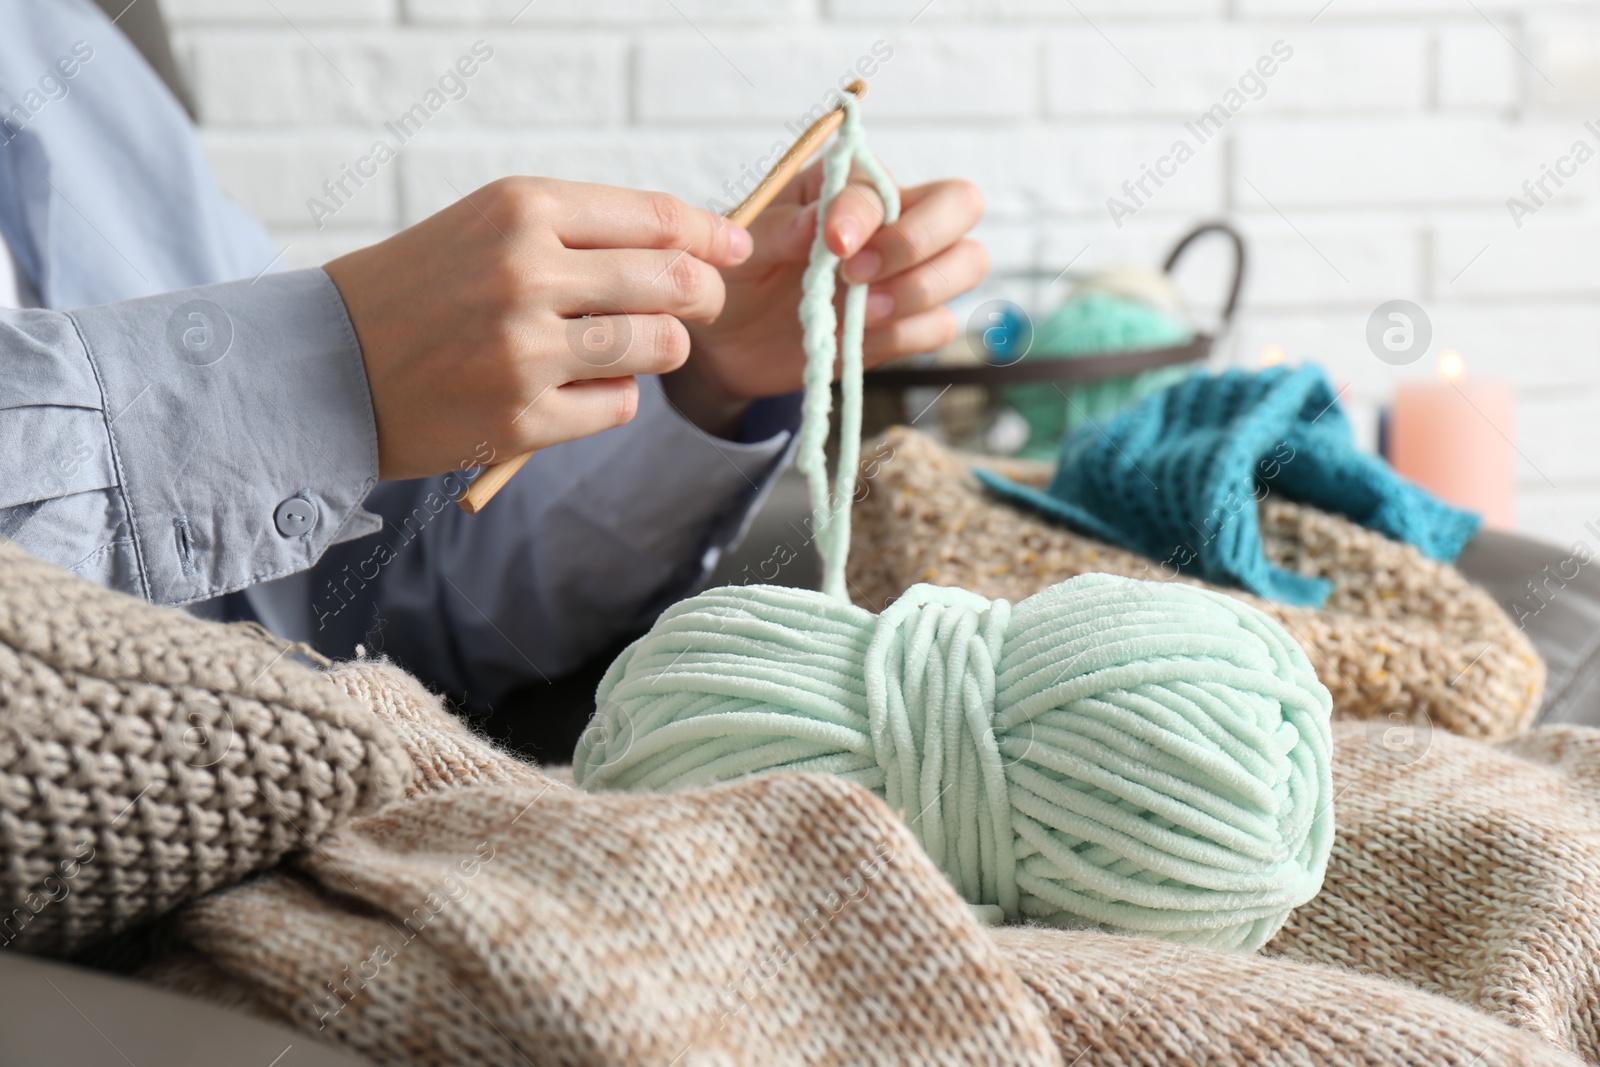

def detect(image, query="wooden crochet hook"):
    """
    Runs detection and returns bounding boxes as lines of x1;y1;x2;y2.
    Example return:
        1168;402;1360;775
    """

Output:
458;80;869;515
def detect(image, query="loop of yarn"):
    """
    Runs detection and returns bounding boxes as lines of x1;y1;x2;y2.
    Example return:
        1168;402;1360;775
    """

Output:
577;573;1333;949
575;91;1335;950
797;91;900;601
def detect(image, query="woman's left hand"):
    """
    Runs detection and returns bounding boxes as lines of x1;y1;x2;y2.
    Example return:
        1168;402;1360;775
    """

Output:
664;163;988;436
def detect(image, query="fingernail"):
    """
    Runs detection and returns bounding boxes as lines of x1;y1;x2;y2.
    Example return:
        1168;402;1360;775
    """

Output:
836;218;861;256
728;225;753;260
845;249;882;284
865;291;894;324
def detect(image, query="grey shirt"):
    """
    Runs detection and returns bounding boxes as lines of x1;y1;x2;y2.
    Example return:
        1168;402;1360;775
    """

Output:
0;0;795;711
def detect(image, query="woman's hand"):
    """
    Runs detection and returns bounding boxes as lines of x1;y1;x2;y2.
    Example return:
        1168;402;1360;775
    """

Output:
666;164;988;436
324;176;752;480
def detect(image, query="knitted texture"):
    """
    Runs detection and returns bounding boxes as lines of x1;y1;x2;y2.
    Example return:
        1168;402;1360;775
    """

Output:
998;926;1581;1066
0;539;410;955
979;364;1483;606
851;427;1544;741
144;660;1064;1067
1001;291;1195;462
144;661;1583;1067
575;574;1334;950
1266;721;1600;1063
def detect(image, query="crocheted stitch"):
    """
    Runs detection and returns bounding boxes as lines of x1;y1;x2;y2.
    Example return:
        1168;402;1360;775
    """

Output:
979;364;1483;606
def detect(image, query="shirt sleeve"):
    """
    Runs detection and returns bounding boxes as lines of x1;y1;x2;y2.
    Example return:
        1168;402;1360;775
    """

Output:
0;268;382;602
250;375;800;713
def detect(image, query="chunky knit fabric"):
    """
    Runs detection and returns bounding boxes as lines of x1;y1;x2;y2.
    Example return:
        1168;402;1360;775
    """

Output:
979;365;1482;606
146;660;1064;1067
1268;721;1600;1063
0;539;410;955
850;428;1543;741
144;660;1583;1067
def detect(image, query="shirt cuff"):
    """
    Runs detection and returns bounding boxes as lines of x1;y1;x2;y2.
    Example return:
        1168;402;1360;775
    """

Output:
739;390;804;446
562;377;798;601
68;268;381;605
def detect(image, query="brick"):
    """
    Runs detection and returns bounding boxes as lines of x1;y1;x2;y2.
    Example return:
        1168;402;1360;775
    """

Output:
165;0;396;23
1527;14;1600;113
1226;215;1423;309
826;0;1225;19
1519;390;1600;484
1045;26;1425;117
403;0;809;24
1435;217;1600;297
1437;24;1519;110
188;31;622;127
396;122;1222;227
1226;299;1600;405
1241;0;1487;14
634;30;1035;122
200;131;400;228
1414;303;1600;389
1233;117;1559;208
872;123;1225;218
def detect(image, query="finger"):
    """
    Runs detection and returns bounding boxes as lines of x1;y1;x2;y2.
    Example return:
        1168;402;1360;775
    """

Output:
521;376;642;450
842;179;984;285
524;178;753;267
749;163;886;266
823;177;888;260
861;239;990;325
862;306;958;366
561;247;728;323
559;313;691;379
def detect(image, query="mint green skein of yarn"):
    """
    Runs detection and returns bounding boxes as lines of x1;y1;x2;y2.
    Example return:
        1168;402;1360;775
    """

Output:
1005;292;1195;462
576;573;1334;950
573;91;1334;951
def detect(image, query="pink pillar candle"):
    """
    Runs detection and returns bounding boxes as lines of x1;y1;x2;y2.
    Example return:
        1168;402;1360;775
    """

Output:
1389;375;1516;530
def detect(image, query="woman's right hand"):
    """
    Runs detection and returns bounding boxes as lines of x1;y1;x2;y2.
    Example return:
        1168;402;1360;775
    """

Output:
323;176;753;481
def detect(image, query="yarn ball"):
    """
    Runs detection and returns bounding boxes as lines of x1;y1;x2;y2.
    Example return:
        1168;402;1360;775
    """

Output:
1004;292;1195;461
575;572;1334;950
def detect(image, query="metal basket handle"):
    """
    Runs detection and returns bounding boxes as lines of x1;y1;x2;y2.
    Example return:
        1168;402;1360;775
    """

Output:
1162;221;1247;327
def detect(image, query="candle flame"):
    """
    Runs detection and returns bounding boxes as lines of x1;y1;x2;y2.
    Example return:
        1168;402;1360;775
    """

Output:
1437;349;1465;381
1259;343;1286;367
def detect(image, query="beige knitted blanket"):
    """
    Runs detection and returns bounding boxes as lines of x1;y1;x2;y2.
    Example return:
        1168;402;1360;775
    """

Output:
848;427;1546;741
0;527;1592;1065
137;661;1588;1066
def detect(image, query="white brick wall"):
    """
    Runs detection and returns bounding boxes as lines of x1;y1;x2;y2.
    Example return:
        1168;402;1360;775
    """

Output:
167;0;1600;546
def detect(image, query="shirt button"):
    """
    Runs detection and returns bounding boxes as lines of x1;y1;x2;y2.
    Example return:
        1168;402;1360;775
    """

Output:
274;496;317;538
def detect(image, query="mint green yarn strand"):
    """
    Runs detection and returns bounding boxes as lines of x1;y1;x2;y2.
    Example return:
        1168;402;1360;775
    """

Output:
796;92;900;601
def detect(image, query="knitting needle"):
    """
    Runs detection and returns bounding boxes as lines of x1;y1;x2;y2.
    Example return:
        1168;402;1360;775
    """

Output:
458;80;870;515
